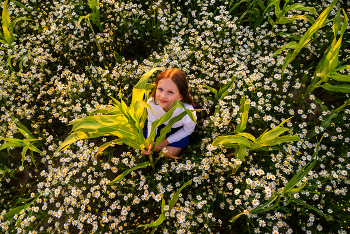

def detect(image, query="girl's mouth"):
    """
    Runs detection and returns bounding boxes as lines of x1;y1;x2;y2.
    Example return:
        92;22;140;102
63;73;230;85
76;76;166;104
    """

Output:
159;99;167;103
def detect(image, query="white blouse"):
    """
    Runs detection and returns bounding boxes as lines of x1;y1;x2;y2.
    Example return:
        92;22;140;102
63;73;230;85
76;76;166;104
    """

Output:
146;97;196;144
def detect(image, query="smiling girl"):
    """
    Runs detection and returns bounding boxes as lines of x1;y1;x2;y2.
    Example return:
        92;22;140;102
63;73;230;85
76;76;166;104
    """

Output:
142;68;197;158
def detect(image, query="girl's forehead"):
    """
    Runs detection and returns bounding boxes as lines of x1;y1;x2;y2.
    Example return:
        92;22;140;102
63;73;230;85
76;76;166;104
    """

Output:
158;78;178;88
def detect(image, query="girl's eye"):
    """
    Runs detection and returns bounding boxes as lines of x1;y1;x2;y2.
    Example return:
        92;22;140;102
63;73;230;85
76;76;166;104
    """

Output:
168;91;174;94
157;88;163;91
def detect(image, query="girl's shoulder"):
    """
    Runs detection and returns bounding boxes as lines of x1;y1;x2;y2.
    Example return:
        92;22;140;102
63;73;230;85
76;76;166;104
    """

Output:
183;102;194;110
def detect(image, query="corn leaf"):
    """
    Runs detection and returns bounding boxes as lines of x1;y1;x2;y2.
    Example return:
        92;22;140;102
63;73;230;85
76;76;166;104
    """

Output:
236;132;256;142
236;100;250;133
12;1;32;12
203;84;218;97
77;14;91;29
279;3;318;17
146;100;196;145
169;179;192;209
333;8;341;37
4;193;40;220
212;135;252;148
21;144;30;167
292;199;332;221
257;117;293;141
229;210;249;223
237;143;246;163
282;157;317;194
96;139;123;156
250;136;299;150
108;161;152;185
322;83;350;93
155;111;187;146
329;72;350;82
138;214;166;228
279;0;338;76
132;67;162;105
251;197;281;215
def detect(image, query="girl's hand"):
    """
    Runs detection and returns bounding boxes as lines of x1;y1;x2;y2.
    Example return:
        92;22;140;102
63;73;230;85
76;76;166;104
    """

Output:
142;142;155;155
155;139;169;152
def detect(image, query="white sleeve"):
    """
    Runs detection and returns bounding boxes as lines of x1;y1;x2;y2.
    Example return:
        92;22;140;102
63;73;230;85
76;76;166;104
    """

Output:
166;111;197;144
146;99;157;139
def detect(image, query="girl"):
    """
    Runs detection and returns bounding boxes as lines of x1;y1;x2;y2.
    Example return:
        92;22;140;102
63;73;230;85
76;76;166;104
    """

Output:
142;68;196;159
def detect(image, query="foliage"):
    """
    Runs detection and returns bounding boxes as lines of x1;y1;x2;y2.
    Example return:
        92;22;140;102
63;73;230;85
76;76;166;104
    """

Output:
0;0;350;233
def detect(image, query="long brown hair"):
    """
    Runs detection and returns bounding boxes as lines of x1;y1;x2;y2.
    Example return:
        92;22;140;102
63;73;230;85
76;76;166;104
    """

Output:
151;68;194;106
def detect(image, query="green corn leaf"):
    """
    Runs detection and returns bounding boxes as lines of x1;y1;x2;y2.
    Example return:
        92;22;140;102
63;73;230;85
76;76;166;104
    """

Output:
21;144;30;167
217;78;235;100
138;213;166;228
212;135;252;148
251;136;300;150
307;110;337;139
89;108;120;116
333;64;350;71
2;0;11;43
28;144;43;155
236;100;250;132
329;72;350;82
120;137;144;150
333;8;341;37
314;98;328;112
0;141;24;150
133;67;162;90
229;210;249;223
133;101;152;120
279;0;338;76
56;131;106;152
322;83;350;93
7;55;14;70
12;1;32;12
203;84;218;97
340;9;348;36
169;179;192;210
279;3;318;17
277;14;315;24
282;157;317;194
30;151;37;168
155;111;188;147
257;117;293;141
146;100;196;145
108;161;152;185
292;199;332;221
19;51;35;70
96;139;123;156
132;67;162;105
236;132;256;142
10;17;32;31
257;127;290;143
271;41;298;57
4;193;40;220
237;143;246;162
249;194;278;215
77;14;91;29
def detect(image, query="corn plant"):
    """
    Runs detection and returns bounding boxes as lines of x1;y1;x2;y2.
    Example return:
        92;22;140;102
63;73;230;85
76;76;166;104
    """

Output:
264;0;318;26
213;94;300;172
2;193;41;223
0;0;32;46
272;0;338;77
306;8;350;94
76;0;103;54
230;138;332;222
204;77;236;114
56;68;197;183
0;117;43;168
307;97;350;139
138;179;192;233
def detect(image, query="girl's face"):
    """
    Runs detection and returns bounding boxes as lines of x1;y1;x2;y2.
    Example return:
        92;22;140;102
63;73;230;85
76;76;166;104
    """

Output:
156;78;182;112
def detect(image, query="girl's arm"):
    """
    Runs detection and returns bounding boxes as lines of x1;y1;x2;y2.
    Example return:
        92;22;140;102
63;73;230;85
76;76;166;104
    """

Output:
166;112;196;144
